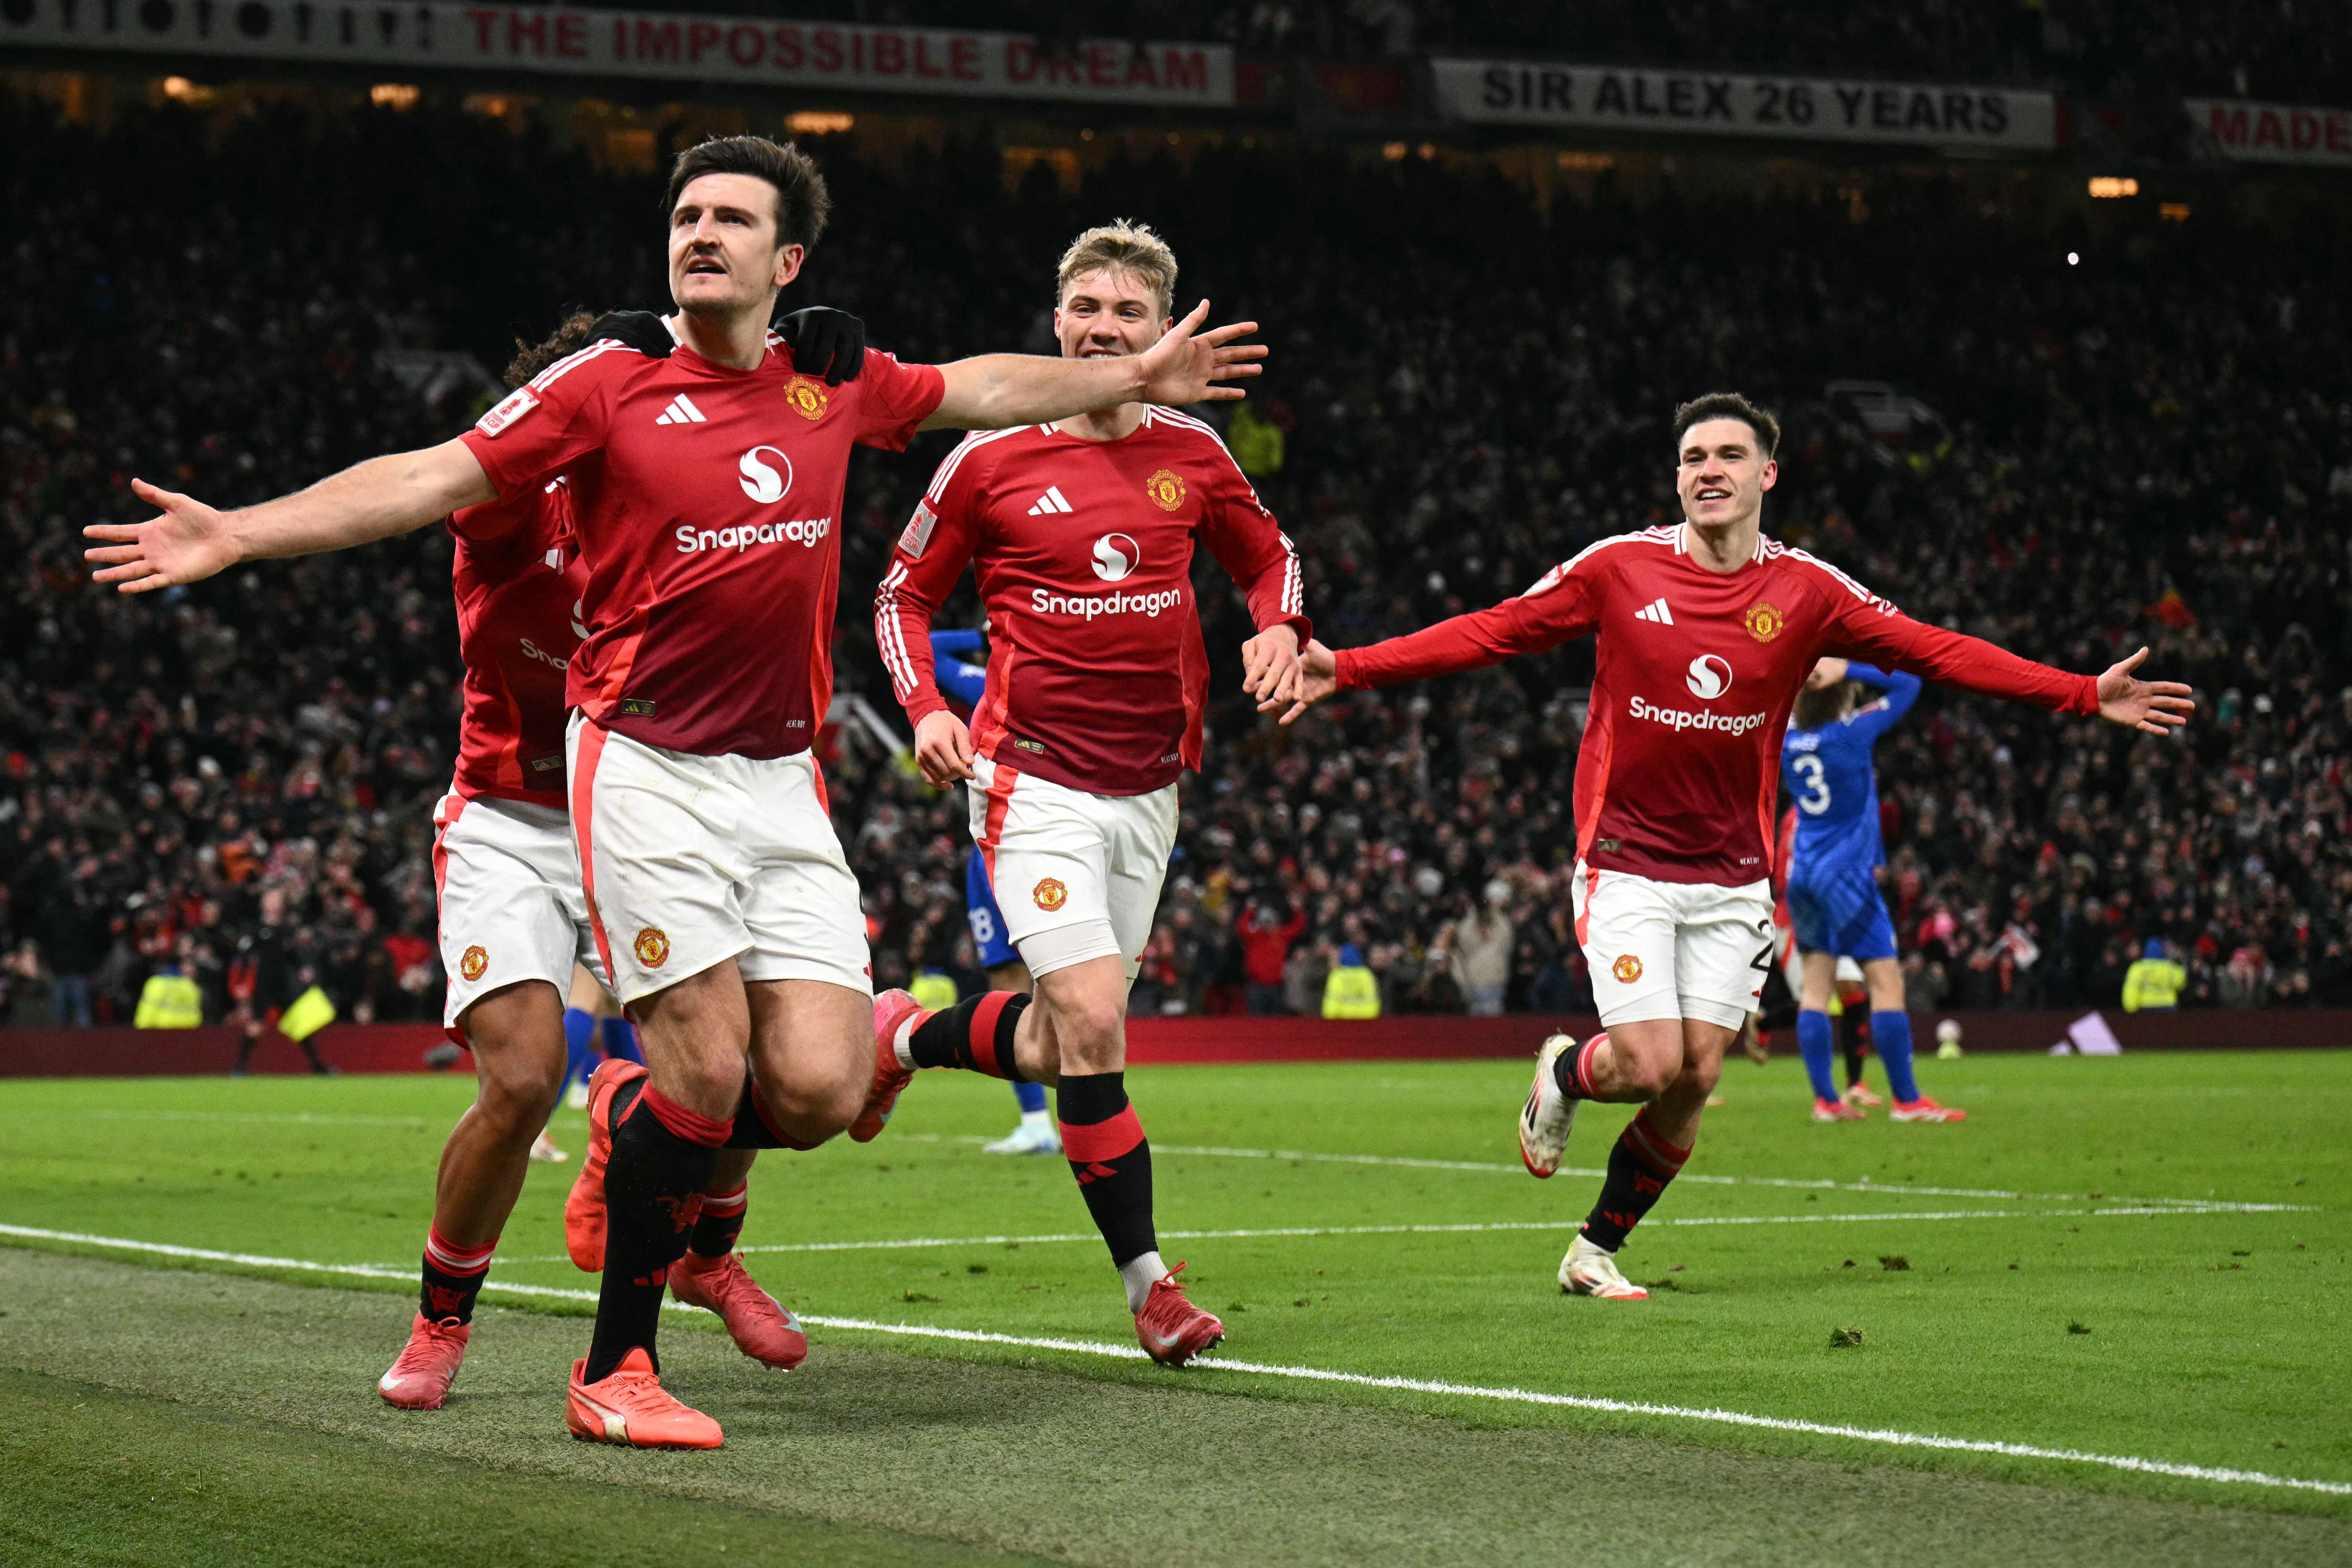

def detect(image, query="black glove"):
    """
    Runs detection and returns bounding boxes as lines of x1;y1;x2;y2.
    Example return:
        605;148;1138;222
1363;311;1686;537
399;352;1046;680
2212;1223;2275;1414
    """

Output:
776;305;867;386
587;309;675;358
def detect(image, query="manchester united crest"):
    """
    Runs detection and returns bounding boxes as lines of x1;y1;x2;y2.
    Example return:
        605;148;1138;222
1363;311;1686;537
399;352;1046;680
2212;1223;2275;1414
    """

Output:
459;945;488;982
1744;602;1785;643
1612;953;1645;984
1145;468;1186;512
785;376;829;421
634;927;671;968
1033;877;1069;912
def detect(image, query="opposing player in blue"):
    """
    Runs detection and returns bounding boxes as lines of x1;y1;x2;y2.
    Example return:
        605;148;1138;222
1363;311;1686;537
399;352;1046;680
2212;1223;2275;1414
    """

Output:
932;629;1059;1154
1781;657;1966;1123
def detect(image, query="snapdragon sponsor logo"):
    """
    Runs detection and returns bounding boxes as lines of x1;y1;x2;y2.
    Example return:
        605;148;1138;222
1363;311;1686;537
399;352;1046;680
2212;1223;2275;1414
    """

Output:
1030;585;1186;620
519;637;569;671
1627;694;1770;735
675;517;833;554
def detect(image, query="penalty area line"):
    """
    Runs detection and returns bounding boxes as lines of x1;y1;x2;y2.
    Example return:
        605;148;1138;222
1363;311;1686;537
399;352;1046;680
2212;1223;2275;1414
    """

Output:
4;1221;2346;1500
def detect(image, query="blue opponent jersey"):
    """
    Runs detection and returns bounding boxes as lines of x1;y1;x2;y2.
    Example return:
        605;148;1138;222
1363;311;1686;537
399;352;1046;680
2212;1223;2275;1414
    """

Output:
1781;664;1920;882
929;628;987;709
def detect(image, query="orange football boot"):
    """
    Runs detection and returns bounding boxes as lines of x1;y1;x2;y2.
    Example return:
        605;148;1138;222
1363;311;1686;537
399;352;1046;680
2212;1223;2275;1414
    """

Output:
851;989;924;1142
564;1056;648;1273
671;1252;808;1369
565;1349;723;1449
377;1313;469;1410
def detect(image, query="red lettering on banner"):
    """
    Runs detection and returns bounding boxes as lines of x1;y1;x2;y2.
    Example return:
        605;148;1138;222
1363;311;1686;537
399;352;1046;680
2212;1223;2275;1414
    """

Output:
1005;39;1036;82
914;35;943;77
852;31;863;71
726;23;761;66
951;37;979;79
873;32;905;74
773;25;803;67
465;9;495;50
812;29;842;70
2207;105;2247;146
555;13;584;57
1124;50;1157;88
634;19;679;62
1088;42;1116;86
687;21;719;62
2254;109;2285;148
509;10;545;55
2332;114;2351;154
2291;111;2319;151
1163;49;1206;93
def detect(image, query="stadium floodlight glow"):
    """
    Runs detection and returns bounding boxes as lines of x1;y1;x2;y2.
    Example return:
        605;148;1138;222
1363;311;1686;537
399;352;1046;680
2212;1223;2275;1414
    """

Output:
2066;252;2080;266
2087;176;2139;198
370;83;420;110
1382;141;1409;161
786;111;855;135
2160;202;2191;222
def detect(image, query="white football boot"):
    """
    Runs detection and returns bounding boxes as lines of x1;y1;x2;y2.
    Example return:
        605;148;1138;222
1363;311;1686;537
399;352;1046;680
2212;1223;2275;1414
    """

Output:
1558;1235;1649;1299
1519;1033;1586;1178
983;1115;1062;1155
529;1130;567;1163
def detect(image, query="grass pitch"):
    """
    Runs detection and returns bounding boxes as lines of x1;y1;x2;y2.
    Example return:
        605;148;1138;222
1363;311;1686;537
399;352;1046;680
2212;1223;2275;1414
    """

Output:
2;1049;2347;1565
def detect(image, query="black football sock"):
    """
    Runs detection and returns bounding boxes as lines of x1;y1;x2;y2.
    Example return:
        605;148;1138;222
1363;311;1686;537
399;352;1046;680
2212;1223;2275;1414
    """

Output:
905;990;1030;1079
1579;1109;1692;1252
1550;1034;1606;1099
689;1183;747;1259
584;1086;725;1383
419;1228;497;1325
722;1079;818;1149
1058;1072;1159;1305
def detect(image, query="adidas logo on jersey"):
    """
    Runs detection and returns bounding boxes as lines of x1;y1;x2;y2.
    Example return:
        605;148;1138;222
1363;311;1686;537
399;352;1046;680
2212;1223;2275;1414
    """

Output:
1635;597;1675;624
1026;485;1074;515
655;394;709;426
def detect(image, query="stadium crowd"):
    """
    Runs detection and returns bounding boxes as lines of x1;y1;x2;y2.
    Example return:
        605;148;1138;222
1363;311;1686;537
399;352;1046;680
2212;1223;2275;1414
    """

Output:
2;96;2346;1031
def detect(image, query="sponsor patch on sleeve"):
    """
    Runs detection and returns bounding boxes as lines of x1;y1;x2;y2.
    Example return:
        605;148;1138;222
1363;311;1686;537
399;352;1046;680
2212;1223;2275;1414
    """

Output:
898;501;938;559
475;386;539;438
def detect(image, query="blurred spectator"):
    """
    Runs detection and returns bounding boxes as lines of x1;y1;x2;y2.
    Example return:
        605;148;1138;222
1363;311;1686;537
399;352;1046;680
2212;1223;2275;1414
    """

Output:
1448;882;1516;1017
1238;899;1305;1016
2120;937;2185;1013
1321;941;1381;1018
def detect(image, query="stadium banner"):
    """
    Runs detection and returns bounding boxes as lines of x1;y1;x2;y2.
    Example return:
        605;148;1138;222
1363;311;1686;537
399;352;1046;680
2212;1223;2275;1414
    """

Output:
2185;98;2352;166
0;0;1236;107
1432;57;2058;151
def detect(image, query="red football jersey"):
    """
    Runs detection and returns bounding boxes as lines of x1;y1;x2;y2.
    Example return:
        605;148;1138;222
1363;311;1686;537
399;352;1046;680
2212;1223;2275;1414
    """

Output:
1334;524;2098;886
459;333;945;760
875;407;1309;796
447;477;588;809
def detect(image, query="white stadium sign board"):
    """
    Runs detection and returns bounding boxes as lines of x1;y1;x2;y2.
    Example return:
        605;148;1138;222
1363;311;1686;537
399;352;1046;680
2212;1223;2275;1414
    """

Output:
1433;57;2059;151
0;0;1236;107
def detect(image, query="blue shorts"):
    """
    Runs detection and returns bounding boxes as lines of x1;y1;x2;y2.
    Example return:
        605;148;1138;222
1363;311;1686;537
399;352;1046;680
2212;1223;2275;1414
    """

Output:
1785;868;1897;962
965;847;1017;969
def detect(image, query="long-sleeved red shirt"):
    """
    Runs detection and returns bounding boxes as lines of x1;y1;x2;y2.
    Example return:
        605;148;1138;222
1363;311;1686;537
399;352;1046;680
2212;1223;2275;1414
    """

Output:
1335;524;2097;886
877;408;1308;796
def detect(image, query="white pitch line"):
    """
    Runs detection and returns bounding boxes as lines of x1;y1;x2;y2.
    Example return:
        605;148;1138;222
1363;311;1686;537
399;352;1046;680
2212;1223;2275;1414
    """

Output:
3;1221;2344;1500
897;1133;2247;1209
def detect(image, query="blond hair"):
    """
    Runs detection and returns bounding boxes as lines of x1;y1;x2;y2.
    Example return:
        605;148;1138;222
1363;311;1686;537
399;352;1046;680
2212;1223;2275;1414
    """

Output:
1055;219;1177;320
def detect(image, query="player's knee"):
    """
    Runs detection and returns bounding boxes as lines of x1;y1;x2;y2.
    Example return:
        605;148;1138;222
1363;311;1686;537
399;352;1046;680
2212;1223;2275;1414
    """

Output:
1615;1050;1679;1099
1678;1054;1725;1097
473;1054;562;1135
1046;994;1124;1072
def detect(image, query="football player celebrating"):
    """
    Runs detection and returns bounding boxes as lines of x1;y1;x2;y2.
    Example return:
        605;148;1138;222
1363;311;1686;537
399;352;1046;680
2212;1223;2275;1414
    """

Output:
871;221;1309;1363
1783;656;1963;1122
1274;392;2189;1299
369;304;855;1410
89;138;1266;1447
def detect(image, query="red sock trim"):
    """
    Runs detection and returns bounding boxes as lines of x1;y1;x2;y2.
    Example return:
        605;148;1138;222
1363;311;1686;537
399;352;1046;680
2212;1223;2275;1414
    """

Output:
424;1228;496;1276
699;1183;748;1216
1059;1105;1145;1164
740;1084;822;1152
1624;1108;1692;1175
1571;1037;1604;1097
969;990;1018;1078
640;1085;732;1148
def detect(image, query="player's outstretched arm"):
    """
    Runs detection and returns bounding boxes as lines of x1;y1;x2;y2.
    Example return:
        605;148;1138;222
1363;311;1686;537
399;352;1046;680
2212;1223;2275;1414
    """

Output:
1271;640;1340;724
83;439;496;593
921;300;1264;431
1833;605;2191;736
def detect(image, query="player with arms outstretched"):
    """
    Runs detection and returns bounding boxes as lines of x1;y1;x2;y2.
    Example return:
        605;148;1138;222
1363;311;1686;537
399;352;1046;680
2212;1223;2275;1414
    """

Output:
871;221;1308;1363
1276;392;2190;1299
1783;656;1961;1122
88;140;1265;1444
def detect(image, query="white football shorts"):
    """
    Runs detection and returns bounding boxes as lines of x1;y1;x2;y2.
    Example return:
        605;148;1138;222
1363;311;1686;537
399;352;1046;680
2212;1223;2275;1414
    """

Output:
968;754;1177;981
569;715;872;1004
433;789;607;1035
1572;862;1776;1032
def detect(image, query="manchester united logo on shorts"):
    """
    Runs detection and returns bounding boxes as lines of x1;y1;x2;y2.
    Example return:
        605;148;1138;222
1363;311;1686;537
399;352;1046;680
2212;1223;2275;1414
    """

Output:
634;927;671;968
786;376;829;421
1744;601;1785;643
1612;953;1645;984
1145;468;1186;512
1032;878;1068;912
459;945;488;982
